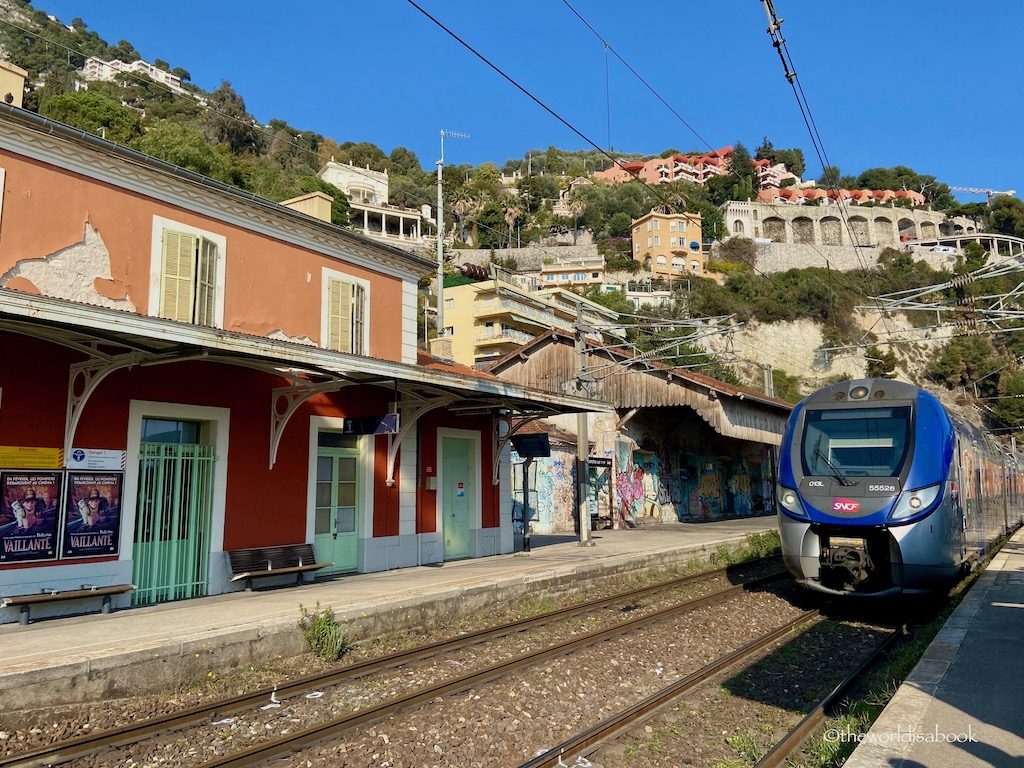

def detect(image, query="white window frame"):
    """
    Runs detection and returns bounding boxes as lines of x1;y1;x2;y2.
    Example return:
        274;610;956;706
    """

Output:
305;417;374;544
149;216;227;328
0;167;6;232
321;267;371;355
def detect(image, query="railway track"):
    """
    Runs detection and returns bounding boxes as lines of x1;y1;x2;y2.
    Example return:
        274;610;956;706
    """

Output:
520;610;821;768
753;627;903;768
2;561;782;768
521;537;1016;768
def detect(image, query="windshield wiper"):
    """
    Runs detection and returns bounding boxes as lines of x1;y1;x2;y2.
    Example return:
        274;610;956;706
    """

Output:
815;446;853;486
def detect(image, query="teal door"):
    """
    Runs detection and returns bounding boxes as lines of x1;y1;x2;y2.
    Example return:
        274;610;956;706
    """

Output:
442;437;474;559
313;440;360;574
133;419;215;606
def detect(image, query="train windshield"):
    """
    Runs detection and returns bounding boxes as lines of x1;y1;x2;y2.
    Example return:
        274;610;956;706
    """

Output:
800;406;911;477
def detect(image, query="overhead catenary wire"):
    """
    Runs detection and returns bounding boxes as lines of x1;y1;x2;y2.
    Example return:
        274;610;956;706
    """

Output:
558;0;879;371
559;2;883;334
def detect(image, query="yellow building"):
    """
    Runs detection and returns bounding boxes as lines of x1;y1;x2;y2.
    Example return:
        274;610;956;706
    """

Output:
0;60;27;108
443;278;622;368
630;210;704;278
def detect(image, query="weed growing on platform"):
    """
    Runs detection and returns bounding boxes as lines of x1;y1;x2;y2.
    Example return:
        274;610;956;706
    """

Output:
710;530;781;566
298;602;353;662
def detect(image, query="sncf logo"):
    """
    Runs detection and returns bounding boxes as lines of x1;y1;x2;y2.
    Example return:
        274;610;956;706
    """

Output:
832;498;861;513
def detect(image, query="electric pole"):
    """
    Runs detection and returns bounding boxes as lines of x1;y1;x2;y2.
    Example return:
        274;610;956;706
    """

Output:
435;129;468;338
575;303;595;546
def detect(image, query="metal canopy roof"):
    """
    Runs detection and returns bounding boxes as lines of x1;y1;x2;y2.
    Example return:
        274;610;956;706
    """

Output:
0;289;606;419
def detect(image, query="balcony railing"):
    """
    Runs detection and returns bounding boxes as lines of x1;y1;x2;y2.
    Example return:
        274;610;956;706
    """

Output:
475;327;535;344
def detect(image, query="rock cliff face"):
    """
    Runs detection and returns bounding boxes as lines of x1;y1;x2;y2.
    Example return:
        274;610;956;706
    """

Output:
702;313;945;395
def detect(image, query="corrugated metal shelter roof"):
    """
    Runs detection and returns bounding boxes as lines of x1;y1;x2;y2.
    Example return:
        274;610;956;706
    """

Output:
486;330;792;446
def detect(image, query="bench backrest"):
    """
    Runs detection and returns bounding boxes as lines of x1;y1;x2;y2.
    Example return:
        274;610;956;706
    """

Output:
228;543;318;574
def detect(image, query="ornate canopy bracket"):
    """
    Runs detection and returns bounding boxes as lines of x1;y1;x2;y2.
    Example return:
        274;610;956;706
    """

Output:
65;353;144;460
385;397;457;486
65;350;210;459
269;381;350;468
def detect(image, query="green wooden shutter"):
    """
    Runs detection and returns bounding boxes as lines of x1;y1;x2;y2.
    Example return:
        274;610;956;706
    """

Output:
194;237;217;326
351;283;366;355
160;231;198;322
327;278;352;352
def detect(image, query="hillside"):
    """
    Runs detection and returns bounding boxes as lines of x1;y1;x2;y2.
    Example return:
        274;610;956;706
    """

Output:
3;0;1024;432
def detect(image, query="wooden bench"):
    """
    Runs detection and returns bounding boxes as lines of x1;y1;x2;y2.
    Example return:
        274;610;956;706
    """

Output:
227;544;332;591
1;584;134;625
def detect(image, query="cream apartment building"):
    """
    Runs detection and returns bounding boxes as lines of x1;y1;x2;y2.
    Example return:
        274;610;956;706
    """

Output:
442;277;621;369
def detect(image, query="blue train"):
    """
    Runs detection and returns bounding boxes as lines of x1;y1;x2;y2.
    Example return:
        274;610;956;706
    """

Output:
777;378;1024;596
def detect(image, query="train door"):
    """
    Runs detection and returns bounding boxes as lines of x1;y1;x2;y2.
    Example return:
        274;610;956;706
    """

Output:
954;436;968;562
1002;461;1010;535
973;465;985;557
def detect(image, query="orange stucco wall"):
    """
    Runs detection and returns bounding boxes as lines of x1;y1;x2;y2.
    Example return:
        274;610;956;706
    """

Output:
0;151;405;360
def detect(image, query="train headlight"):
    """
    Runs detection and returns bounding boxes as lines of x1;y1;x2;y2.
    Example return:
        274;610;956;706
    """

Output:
777;484;807;518
889;483;942;521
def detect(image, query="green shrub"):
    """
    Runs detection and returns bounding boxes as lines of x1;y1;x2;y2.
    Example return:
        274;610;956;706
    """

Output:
298;602;353;661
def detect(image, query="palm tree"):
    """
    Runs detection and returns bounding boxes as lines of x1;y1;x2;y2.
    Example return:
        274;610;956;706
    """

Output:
502;196;525;249
452;193;483;246
567;195;587;245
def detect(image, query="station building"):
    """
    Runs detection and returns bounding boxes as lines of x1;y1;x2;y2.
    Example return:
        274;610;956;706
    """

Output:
0;105;597;622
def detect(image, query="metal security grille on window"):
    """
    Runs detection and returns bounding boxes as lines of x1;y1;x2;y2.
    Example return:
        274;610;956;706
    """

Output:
160;231;217;326
327;279;366;355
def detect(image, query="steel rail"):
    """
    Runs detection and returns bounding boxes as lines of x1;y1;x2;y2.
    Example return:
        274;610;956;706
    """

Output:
1;562;780;768
519;610;819;768
754;626;904;768
197;574;784;767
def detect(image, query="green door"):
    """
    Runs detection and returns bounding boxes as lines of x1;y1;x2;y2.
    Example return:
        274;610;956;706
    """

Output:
442;437;474;559
314;446;360;574
133;419;215;606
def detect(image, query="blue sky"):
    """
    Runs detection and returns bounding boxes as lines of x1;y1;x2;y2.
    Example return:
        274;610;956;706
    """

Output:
34;1;1024;199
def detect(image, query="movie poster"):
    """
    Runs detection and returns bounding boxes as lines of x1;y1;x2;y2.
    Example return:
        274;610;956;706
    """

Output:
0;471;61;562
62;472;122;559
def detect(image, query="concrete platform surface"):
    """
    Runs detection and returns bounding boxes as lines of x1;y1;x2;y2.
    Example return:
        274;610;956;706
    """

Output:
0;518;773;709
846;527;1024;768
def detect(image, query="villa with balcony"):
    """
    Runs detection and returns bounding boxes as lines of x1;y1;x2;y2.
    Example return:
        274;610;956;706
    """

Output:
318;161;435;249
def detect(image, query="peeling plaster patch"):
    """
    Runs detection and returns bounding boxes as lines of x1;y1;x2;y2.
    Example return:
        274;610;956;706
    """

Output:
4;276;40;295
0;222;136;311
267;330;317;346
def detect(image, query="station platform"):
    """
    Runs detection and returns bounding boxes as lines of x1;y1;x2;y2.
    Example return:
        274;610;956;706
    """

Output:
847;527;1024;768
0;518;774;711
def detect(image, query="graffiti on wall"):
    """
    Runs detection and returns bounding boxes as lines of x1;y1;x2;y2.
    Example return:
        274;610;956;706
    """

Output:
614;440;672;526
533;453;575;533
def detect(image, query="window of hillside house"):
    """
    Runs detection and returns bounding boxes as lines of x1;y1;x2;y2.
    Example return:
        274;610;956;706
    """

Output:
325;277;367;355
158;230;219;326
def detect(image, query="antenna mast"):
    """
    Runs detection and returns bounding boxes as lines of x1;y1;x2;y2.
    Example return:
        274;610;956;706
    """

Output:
436;129;469;339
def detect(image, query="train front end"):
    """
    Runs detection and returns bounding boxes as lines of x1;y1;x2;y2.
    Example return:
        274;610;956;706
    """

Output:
777;378;956;596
